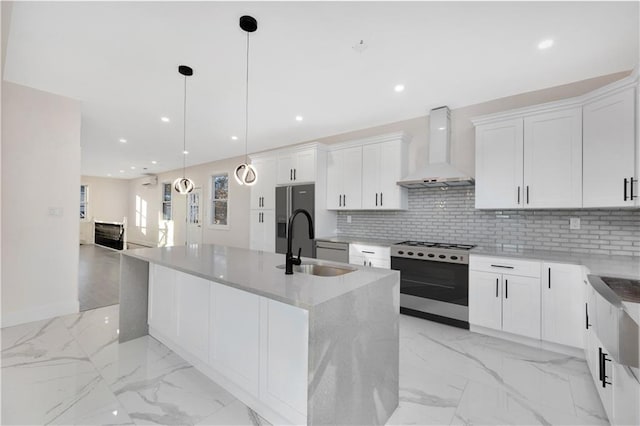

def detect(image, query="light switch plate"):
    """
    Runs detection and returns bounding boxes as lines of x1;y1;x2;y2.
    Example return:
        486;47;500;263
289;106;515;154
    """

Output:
570;217;580;230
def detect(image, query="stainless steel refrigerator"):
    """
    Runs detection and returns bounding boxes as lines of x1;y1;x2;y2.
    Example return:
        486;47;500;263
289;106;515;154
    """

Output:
275;184;315;257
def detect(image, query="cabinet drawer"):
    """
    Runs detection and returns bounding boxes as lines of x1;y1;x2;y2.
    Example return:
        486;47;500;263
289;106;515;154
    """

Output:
349;244;390;260
470;255;541;278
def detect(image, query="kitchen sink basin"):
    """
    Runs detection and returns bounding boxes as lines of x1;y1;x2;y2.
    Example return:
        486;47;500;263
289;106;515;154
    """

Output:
276;261;357;277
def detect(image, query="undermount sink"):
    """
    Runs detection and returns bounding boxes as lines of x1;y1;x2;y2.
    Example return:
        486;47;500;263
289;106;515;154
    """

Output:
276;261;357;277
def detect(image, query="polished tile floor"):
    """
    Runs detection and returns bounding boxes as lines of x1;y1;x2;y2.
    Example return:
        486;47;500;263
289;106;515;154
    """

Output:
78;244;120;311
1;305;608;425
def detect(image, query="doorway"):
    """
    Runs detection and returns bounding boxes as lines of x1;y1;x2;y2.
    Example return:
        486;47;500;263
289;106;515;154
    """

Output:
187;187;203;245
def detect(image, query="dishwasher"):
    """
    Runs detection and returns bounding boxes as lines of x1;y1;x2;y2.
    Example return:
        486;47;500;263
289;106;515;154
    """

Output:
315;241;349;263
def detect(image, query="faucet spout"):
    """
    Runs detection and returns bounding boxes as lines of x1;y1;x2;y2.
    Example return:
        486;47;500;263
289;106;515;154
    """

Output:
285;209;314;275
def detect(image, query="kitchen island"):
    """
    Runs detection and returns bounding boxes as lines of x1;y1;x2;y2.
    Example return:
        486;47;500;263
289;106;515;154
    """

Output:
119;244;399;425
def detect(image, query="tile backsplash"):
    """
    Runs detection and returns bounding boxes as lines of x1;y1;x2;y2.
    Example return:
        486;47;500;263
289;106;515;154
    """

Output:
337;187;640;256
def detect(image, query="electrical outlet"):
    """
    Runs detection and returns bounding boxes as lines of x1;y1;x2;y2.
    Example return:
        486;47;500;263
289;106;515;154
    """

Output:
347;215;352;224
570;217;580;230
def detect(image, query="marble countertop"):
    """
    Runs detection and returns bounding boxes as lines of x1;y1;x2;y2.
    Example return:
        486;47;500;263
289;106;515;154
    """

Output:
471;247;640;280
122;244;398;310
315;236;398;247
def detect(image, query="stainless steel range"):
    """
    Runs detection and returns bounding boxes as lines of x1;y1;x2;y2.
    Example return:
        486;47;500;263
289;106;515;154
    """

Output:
391;241;475;329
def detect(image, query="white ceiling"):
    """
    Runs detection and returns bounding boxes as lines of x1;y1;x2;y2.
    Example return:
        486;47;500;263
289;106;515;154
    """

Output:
4;1;639;178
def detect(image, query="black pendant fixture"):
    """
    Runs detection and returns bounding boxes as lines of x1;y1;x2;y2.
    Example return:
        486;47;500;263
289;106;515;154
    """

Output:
174;65;195;195
234;15;258;186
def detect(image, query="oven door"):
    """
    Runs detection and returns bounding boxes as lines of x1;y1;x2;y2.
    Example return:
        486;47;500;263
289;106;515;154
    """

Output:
391;257;469;306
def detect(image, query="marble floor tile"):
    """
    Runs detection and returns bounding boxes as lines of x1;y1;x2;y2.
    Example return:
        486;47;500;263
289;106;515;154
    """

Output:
2;306;610;426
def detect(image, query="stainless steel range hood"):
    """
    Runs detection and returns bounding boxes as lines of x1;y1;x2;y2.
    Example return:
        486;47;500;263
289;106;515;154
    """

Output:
397;106;474;188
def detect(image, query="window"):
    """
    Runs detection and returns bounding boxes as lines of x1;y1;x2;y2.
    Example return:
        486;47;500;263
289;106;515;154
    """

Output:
162;183;172;220
210;173;228;226
80;185;88;220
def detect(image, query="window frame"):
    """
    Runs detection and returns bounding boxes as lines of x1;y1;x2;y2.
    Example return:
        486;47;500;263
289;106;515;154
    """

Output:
80;184;89;221
161;182;173;221
209;172;230;230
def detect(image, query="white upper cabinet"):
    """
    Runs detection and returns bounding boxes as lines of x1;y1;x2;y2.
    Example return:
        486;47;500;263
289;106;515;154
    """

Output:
523;107;582;208
362;139;407;210
326;146;362;210
475;119;524;209
277;147;316;184
583;86;637;207
249;156;277;210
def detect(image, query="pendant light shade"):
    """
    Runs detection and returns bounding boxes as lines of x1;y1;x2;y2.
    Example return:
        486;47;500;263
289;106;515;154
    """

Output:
235;15;259;186
174;65;195;195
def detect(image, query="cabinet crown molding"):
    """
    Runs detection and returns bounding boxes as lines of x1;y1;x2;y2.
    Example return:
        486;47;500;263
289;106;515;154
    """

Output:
472;71;639;127
250;142;327;161
326;131;411;151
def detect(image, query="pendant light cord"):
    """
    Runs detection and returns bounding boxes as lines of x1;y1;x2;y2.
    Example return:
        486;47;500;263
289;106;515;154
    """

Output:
244;31;250;164
182;74;187;179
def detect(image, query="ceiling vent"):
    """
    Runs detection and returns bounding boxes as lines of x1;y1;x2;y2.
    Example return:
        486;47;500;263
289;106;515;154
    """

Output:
141;174;158;186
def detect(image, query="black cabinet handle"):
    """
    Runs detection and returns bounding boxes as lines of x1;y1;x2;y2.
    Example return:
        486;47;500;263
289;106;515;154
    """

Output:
380;192;383;206
631;176;635;200
491;264;514;269
599;347;604;382
362;250;375;254
585;303;591;329
517;186;520;204
344;194;346;207
624;178;628;201
526;186;530;204
375;193;378;206
548;268;551;289
505;279;508;299
339;195;342;207
496;278;499;298
599;348;612;387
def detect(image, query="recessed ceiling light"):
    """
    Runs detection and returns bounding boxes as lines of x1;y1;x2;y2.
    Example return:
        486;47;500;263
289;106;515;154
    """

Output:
130;166;136;170
183;150;189;155
151;160;157;164
394;84;405;92
231;136;238;140
161;116;170;122
119;170;125;173
119;138;127;143
295;115;304;122
538;39;554;50
438;127;446;130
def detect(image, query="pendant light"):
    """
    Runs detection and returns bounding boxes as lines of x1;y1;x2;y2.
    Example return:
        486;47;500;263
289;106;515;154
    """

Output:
234;15;258;186
173;65;195;195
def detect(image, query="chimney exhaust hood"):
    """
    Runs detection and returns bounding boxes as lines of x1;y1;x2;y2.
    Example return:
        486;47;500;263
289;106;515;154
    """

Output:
397;106;474;188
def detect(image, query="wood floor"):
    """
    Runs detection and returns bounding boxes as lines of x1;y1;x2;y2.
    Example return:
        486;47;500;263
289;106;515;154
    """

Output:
78;244;120;311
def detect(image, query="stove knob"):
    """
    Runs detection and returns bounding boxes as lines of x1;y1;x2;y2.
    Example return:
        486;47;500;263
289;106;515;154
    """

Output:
417;252;424;257
398;250;404;255
407;251;414;256
427;253;435;258
439;254;446;259
450;255;458;260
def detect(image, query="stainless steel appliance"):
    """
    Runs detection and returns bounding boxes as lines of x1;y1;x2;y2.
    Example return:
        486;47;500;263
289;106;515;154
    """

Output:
315;241;349;263
276;184;315;257
391;241;475;329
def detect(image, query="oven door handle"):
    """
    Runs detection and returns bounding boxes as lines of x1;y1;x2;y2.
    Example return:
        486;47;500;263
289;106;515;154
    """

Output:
402;278;456;290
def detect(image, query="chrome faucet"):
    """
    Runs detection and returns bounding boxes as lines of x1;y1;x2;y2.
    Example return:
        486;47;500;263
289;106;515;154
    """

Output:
285;209;314;275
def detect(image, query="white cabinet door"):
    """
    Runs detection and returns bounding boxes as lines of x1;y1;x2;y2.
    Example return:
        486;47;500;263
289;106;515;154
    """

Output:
262;210;275;253
523;108;582;208
326;149;343;210
148;264;177;339
210;282;261;396
175;272;210;362
378;140;405;209
249;210;264;251
294;148;316;183
469;271;502;331
614;362;640;426
541;263;584;348
250;157;277;210
341;146;363;209
361;143;380;209
592;333;614;421
260;299;308;423
276;153;295;184
502;274;541;339
583;87;637;207
475;119;524;209
368;257;390;269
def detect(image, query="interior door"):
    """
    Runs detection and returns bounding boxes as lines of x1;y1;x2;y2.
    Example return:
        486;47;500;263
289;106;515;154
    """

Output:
186;188;203;245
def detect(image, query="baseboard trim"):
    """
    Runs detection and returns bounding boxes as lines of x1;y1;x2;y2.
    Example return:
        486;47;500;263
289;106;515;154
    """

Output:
470;325;585;358
1;300;79;328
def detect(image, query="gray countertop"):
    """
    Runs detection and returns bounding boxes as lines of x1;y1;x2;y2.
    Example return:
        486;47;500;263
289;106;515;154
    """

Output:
471;247;640;280
122;244;398;310
315;236;398;247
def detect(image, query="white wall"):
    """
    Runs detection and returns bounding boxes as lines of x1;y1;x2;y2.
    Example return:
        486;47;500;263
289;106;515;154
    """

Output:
2;82;81;327
79;175;129;243
126;155;250;249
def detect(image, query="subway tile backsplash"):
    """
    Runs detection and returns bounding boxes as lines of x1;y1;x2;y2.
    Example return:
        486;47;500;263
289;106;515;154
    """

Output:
337;187;640;256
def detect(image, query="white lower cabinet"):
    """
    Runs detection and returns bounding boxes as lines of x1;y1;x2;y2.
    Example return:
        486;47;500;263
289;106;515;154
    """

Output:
541;262;584;348
349;243;391;269
210;283;261;396
468;271;503;331
613;362;640;426
250;210;275;252
147;264;309;424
